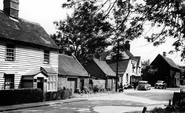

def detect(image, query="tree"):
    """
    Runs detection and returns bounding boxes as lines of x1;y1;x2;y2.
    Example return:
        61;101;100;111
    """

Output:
52;0;145;64
136;0;185;60
51;1;112;65
141;60;158;85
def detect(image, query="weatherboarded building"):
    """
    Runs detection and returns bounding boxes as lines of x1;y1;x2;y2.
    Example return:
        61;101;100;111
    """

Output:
58;54;89;93
0;0;59;92
150;54;181;87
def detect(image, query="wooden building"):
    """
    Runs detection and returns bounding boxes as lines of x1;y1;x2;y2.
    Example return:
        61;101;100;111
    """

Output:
0;0;59;92
58;54;89;93
150;54;181;87
85;58;116;90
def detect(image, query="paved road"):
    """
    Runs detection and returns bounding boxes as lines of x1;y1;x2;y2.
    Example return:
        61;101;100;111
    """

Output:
4;87;181;113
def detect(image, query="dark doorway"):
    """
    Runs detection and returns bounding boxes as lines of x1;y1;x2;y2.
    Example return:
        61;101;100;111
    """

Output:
37;77;44;91
80;79;84;90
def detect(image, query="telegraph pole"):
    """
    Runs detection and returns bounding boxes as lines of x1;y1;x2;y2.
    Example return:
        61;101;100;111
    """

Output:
115;39;120;92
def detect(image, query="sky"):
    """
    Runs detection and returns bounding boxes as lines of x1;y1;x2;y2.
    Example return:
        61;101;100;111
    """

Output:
0;0;185;66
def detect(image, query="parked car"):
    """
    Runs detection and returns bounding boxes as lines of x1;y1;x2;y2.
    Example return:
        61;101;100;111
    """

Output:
154;80;167;89
137;81;151;90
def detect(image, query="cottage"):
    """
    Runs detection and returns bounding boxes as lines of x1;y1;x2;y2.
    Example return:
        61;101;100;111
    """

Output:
58;54;89;93
0;0;59;92
85;58;116;90
105;49;140;86
150;53;181;87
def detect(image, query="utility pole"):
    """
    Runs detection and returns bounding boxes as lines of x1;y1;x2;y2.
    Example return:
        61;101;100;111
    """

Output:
115;39;120;92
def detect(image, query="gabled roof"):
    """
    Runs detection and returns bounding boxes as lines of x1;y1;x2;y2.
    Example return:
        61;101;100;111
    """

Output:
135;56;141;66
125;50;134;58
106;60;129;75
152;54;181;70
0;10;58;49
58;54;89;77
92;58;116;77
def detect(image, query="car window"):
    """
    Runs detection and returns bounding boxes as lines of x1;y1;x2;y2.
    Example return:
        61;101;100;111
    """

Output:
157;81;164;83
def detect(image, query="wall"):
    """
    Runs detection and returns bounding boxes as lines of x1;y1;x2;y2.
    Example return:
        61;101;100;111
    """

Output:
58;76;68;90
0;42;58;90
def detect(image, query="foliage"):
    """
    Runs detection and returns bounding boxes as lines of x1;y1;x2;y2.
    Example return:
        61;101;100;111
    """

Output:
136;0;185;60
141;60;158;84
52;0;144;64
51;1;112;65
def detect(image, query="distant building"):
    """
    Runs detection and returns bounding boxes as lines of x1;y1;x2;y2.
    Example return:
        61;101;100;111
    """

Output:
58;54;89;93
102;42;142;86
85;58;116;90
150;54;181;87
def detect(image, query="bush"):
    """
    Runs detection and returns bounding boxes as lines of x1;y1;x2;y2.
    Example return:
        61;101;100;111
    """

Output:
45;89;72;101
0;88;43;106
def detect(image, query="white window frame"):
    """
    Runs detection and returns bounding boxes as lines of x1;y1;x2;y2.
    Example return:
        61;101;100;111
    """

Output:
4;74;14;90
44;50;50;64
47;74;57;92
6;44;15;61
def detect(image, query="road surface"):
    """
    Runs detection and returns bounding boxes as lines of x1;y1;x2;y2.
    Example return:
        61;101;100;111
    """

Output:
5;87;181;113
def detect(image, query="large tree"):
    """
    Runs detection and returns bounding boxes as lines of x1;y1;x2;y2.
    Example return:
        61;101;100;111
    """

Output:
52;0;144;64
51;1;112;65
135;0;185;60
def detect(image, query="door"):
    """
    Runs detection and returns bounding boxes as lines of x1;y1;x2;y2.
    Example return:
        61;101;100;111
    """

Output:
80;79;84;90
68;78;77;93
37;77;44;91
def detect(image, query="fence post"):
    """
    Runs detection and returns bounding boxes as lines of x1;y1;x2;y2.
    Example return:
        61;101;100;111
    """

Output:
142;106;147;113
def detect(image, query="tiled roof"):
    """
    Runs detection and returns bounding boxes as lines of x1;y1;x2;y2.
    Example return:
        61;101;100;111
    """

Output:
106;60;129;75
92;58;116;77
125;50;134;58
0;10;58;49
160;54;181;70
58;54;89;77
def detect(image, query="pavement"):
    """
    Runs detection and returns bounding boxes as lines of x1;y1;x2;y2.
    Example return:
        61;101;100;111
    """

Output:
0;98;88;112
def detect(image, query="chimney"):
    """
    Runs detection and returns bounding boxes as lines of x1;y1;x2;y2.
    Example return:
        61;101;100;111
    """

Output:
163;52;167;57
124;41;130;51
3;0;19;19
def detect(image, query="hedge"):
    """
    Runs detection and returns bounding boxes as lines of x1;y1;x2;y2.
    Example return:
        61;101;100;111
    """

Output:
0;88;43;106
0;88;73;106
45;89;72;101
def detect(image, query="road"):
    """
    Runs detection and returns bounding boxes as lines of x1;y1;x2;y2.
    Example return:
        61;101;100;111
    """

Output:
4;87;181;113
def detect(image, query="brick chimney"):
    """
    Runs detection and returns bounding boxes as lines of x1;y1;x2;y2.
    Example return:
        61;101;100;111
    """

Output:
3;0;19;19
163;52;167;57
124;41;130;51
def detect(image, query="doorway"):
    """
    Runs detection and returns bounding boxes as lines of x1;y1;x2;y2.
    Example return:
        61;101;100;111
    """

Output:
37;77;44;91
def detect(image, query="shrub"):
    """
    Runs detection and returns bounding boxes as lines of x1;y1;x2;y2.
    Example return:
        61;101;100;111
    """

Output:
45;89;72;101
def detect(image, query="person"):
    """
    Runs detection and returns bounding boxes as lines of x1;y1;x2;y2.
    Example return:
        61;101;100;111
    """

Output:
119;83;124;92
133;82;137;90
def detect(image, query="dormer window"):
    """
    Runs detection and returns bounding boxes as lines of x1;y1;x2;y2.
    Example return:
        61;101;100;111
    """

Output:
6;44;15;61
44;50;50;64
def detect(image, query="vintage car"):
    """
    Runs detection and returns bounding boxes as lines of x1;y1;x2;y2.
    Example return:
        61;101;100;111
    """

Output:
137;81;151;90
154;80;167;89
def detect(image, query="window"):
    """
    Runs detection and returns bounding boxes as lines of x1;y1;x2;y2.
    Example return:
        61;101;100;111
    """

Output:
4;74;14;90
6;44;15;61
126;74;129;82
47;74;57;91
44;50;50;64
